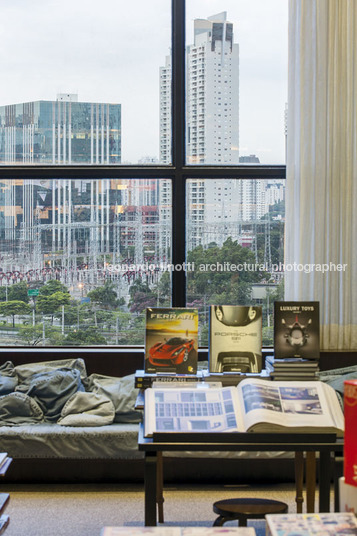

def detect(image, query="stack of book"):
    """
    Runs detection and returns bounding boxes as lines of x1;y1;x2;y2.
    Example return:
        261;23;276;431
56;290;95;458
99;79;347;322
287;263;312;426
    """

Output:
202;369;269;386
135;370;203;389
265;356;319;381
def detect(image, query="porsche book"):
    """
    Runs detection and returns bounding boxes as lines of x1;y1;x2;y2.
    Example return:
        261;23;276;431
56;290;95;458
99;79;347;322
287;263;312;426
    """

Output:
274;301;320;360
209;305;262;374
144;378;344;437
145;308;199;374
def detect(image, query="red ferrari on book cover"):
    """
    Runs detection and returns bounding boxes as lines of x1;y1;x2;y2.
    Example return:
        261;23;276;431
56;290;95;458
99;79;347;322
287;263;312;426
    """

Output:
145;308;198;374
344;379;357;487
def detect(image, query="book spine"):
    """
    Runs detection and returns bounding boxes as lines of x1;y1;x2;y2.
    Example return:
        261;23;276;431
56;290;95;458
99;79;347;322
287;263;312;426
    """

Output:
344;380;357;487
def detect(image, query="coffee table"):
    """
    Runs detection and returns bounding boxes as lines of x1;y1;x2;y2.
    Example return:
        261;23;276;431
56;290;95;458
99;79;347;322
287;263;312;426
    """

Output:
138;426;343;526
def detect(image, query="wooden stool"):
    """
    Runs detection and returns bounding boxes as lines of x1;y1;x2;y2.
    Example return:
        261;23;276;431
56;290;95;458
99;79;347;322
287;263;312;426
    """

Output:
213;498;288;526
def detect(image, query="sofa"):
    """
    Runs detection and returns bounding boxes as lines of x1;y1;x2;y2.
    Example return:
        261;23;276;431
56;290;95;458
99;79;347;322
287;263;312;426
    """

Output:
0;358;354;484
0;358;146;482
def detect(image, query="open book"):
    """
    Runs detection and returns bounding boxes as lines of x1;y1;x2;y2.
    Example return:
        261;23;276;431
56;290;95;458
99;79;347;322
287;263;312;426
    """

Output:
144;378;344;437
102;529;255;536
266;513;357;536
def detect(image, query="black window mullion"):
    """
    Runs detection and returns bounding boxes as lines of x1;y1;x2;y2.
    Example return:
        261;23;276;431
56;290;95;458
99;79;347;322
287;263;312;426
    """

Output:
171;0;186;307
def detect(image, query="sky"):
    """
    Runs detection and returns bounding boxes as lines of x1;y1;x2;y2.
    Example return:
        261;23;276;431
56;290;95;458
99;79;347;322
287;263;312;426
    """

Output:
0;0;288;165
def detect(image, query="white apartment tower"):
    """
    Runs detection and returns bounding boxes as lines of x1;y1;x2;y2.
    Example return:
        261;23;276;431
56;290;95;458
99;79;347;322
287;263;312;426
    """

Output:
159;13;240;250
186;12;239;165
160;12;239;166
159;13;276;251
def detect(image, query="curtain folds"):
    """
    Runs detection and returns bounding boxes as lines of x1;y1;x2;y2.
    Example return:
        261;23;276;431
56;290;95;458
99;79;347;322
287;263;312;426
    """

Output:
286;0;357;349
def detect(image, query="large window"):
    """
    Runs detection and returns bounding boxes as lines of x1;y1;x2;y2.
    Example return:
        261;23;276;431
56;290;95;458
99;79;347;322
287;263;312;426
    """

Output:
186;178;285;346
185;1;288;165
0;0;286;348
0;0;170;165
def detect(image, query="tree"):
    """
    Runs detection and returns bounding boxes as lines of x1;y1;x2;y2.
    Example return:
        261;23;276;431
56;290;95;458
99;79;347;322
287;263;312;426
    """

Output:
62;327;107;346
87;281;121;310
36;291;71;323
39;280;70;297
187;238;263;306
0;282;30;303
18;324;44;346
0;301;32;327
9;282;30;303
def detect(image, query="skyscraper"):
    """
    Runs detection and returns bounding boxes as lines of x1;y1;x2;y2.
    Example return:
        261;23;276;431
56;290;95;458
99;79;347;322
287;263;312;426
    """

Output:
160;12;240;250
159;13;283;253
0;94;121;164
160;12;239;165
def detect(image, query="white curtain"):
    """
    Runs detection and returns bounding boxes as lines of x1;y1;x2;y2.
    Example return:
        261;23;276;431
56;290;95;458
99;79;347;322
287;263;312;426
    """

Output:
286;0;357;349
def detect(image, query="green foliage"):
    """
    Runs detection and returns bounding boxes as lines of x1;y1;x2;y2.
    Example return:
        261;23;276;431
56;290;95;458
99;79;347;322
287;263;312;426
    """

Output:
18;324;44;346
187;237;263;306
0;300;32;327
36;292;71;317
87;281;121;310
39;280;70;297
62;327;107;346
0;282;31;303
116;313;146;345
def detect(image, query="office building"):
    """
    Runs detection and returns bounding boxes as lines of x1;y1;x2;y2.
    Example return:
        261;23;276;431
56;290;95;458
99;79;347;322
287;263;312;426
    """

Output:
0;94;121;164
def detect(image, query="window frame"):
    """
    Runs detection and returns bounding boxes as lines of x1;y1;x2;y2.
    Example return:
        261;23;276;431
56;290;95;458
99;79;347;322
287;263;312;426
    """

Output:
0;0;286;351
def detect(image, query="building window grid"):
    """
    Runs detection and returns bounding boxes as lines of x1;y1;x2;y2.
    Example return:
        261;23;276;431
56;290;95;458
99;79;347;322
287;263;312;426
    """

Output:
0;0;285;348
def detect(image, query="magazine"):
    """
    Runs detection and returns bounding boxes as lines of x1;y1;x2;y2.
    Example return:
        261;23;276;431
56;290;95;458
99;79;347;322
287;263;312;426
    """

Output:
145;308;199;374
274;302;320;360
209;305;262;373
144;378;344;437
265;513;357;536
101;528;256;536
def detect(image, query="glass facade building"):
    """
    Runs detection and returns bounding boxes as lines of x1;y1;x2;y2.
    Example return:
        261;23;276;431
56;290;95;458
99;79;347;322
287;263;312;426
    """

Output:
0;95;121;164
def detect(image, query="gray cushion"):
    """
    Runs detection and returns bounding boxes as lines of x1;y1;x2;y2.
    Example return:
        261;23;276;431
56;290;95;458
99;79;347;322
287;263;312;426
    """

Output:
15;368;85;422
14;358;88;383
58;392;115;427
0;392;44;425
318;365;357;399
0;361;18;395
87;373;142;423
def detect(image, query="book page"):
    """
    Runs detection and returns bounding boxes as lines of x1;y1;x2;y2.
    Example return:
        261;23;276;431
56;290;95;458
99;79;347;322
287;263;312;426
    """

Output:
237;379;343;434
322;382;345;431
144;386;244;436
266;513;357;536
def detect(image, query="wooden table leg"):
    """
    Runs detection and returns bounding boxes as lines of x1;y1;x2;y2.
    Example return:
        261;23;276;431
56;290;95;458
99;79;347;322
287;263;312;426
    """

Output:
319;450;331;512
306;451;316;513
156;452;164;523
295;451;304;513
145;451;158;526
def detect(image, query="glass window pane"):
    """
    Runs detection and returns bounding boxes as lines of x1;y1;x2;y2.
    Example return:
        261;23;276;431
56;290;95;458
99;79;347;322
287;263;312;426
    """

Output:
186;178;285;346
185;1;288;165
0;1;171;165
0;179;171;346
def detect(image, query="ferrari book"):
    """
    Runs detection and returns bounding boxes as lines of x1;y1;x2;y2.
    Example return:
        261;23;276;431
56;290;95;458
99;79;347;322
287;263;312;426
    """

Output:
274;302;320;360
144;378;344;437
209;305;262;373
145;308;199;374
266;513;357;536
